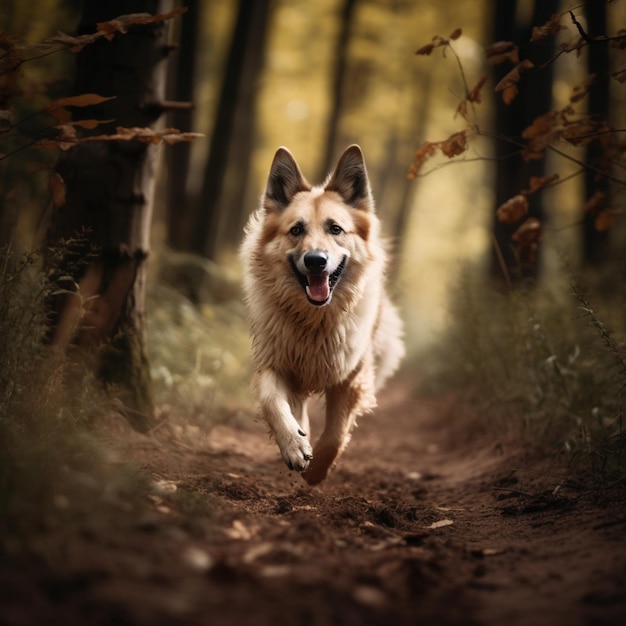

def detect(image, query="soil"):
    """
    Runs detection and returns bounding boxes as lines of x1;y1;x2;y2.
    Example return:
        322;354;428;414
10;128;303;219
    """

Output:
2;378;626;626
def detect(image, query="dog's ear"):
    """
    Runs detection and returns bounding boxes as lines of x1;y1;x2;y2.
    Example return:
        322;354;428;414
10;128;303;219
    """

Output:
264;147;310;212
325;144;374;211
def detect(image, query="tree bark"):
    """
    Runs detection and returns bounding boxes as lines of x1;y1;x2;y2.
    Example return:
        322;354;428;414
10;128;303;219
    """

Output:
193;0;271;260
582;0;610;266
48;0;172;424
490;0;557;285
318;0;357;181
166;0;199;251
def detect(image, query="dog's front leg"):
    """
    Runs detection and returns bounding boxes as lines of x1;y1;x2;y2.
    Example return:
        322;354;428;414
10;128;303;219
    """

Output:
253;369;313;472
303;378;369;485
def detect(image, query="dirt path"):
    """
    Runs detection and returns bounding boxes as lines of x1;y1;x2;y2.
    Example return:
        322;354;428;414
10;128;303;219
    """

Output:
2;380;626;626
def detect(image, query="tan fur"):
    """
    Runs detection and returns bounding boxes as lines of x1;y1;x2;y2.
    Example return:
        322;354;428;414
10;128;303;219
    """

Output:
240;145;404;485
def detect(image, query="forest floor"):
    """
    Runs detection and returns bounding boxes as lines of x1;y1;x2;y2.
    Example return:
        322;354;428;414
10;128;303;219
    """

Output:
1;376;626;626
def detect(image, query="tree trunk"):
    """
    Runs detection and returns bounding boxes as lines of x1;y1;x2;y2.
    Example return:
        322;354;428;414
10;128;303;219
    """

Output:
166;0;199;251
582;0;610;266
490;0;557;285
48;0;172;424
193;0;271;260
317;0;357;181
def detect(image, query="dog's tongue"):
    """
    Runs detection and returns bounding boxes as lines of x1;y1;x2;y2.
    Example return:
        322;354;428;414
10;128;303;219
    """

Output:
306;275;330;302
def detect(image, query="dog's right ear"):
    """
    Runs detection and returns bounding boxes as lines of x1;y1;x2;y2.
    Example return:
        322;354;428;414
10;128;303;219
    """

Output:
263;147;310;212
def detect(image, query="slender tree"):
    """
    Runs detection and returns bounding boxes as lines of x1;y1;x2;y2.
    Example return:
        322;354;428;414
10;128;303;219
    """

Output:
582;0;610;266
318;0;357;181
166;0;199;251
193;0;271;260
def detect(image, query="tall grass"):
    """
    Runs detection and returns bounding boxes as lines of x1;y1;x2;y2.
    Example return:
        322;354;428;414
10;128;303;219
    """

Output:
431;266;626;497
0;245;143;546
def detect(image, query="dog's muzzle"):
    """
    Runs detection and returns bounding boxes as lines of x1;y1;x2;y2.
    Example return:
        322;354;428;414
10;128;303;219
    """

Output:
290;253;347;306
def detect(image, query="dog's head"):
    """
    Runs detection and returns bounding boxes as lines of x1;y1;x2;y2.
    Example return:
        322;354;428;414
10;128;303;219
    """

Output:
259;145;377;307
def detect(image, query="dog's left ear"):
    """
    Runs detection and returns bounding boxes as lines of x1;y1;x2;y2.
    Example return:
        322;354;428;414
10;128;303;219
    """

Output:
264;147;311;212
325;144;374;212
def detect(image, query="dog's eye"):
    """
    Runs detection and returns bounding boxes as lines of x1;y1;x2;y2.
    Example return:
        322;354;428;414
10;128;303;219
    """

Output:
329;224;343;235
290;224;304;236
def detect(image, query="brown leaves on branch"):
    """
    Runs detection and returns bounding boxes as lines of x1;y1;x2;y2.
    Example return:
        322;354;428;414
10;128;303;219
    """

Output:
531;13;566;42
456;75;487;120
46;94;116;124
416;28;462;56
496;195;528;224
44;8;187;52
486;41;519;66
512;217;542;263
36;126;203;152
495;60;535;105
520;100;614;162
407;130;469;179
585;190;617;232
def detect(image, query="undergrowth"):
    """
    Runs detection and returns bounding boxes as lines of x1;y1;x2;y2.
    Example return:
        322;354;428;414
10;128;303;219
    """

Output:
0;245;148;552
430;265;626;499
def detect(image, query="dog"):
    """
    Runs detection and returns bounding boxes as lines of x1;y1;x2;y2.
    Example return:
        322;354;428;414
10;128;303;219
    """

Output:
240;144;404;485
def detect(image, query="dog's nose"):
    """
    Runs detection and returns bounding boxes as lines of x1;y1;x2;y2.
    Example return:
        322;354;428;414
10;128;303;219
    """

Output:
303;251;328;273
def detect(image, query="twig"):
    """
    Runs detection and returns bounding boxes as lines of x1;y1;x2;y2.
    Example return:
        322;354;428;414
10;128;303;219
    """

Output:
570;10;592;44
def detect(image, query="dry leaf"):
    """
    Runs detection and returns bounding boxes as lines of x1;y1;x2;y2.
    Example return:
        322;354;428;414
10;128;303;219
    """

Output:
497;195;529;224
407;141;437;179
416;43;436;56
522;174;559;196
611;29;626;49
531;13;565;41
585;190;606;215
522;112;558;140
48;172;66;208
47;94;115;124
512;217;542;244
449;28;462;40
427;519;454;530
611;68;626;83
468;75;487;103
495;60;535;104
96;7;187;38
440;130;468;158
486;41;519;66
594;209;617;232
570;74;596;103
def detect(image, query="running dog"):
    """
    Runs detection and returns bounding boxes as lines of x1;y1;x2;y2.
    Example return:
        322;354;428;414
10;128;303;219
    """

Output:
240;145;404;484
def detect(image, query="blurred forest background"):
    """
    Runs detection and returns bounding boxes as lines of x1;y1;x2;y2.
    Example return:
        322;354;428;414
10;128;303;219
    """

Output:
2;0;625;348
1;0;625;488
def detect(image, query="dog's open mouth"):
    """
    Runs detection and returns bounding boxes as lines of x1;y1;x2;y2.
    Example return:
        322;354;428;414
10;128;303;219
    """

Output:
290;256;347;306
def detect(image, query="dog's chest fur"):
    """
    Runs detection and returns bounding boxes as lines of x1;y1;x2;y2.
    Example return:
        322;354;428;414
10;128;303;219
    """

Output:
251;302;371;394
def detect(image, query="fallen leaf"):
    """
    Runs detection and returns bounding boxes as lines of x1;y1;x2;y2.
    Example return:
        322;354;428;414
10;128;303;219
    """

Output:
183;546;213;572
427;518;454;529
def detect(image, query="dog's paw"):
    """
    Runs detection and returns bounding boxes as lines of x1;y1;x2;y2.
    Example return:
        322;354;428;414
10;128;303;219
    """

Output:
278;431;313;472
